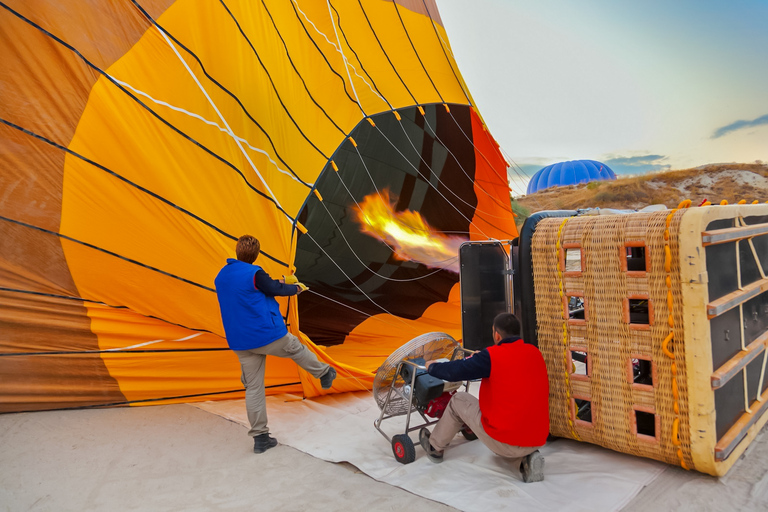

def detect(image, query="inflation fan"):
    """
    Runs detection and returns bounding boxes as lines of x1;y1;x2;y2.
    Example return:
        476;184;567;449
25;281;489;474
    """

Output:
372;332;476;464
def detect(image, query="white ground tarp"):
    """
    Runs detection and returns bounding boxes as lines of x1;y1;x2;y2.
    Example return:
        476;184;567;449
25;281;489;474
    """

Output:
194;389;666;512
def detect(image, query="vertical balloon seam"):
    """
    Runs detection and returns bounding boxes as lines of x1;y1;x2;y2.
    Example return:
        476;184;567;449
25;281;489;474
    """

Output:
287;0;361;105
354;0;419;104
128;1;310;187
391;0;444;102
328;1;393;110
210;0;328;159
419;0;471;104
213;0;341;152
259;0;347;134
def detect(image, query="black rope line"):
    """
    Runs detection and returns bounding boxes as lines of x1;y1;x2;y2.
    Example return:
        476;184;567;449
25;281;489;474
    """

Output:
411;111;523;221
447;110;513;190
0;215;216;292
328;1;393;110
129;0;310;188
0;2;295;226
0;119;288;269
218;0;329;159
0;348;228;357
259;0;346;136
385;5;516;226
0;384;300;414
420;0;471;104
0;286;221;337
355;0;419;105
0;286;103;305
392;0;443;102
287;0;359;106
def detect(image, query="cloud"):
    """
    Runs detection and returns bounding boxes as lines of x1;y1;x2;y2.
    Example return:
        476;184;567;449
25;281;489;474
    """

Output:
712;114;768;139
509;163;545;179
602;154;671;175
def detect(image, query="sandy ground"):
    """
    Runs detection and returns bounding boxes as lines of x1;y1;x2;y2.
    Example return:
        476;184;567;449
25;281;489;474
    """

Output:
1;402;767;512
0;404;457;512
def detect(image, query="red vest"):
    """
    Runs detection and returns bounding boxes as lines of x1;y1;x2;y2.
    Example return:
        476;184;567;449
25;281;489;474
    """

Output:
479;340;550;447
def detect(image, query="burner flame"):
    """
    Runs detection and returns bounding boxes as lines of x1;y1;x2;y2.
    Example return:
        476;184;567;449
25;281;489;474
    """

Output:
355;190;465;273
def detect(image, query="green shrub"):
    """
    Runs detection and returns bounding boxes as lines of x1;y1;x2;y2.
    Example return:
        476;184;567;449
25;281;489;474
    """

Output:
586;181;601;190
510;199;531;226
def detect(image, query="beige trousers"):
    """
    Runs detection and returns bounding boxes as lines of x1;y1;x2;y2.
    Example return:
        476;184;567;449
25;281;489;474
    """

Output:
430;392;542;461
235;333;330;437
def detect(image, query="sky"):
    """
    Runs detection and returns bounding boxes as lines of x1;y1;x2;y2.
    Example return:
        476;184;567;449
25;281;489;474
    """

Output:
437;0;768;195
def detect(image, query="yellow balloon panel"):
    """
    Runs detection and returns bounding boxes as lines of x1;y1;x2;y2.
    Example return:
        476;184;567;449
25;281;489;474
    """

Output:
1;0;519;411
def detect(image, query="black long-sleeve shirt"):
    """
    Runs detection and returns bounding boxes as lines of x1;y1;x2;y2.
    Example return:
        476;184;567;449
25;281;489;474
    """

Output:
253;270;299;297
427;336;523;382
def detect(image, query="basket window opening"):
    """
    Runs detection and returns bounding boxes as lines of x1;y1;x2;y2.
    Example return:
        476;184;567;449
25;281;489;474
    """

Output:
635;409;656;438
567;295;585;321
572;351;589;377
565;247;582;273
575;398;592;423
632;358;653;386
626;245;647;272
628;299;650;325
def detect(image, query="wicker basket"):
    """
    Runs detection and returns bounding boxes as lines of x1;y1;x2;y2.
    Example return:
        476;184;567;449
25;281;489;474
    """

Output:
527;204;768;476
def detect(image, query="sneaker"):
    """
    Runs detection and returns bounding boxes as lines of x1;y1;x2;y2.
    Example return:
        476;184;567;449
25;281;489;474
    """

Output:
520;450;544;482
320;367;336;389
419;428;444;463
253;433;278;454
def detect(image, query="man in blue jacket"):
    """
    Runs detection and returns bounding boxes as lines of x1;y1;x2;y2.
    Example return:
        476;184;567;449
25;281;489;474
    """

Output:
215;235;336;453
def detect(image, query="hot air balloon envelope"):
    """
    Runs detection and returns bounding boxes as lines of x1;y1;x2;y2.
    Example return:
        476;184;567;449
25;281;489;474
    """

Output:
527;159;616;194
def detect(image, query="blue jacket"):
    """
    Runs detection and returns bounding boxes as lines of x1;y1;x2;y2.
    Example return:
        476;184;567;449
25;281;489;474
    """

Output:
214;259;299;351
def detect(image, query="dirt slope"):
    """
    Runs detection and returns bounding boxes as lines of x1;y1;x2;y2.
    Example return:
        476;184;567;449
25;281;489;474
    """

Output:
515;163;768;222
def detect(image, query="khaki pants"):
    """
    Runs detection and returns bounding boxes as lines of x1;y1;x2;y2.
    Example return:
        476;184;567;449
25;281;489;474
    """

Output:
235;333;330;437
430;392;542;462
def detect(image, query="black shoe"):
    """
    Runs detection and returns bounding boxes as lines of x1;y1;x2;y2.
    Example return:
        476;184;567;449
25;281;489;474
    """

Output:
253;433;278;454
419;428;443;463
520;450;544;482
320;367;336;389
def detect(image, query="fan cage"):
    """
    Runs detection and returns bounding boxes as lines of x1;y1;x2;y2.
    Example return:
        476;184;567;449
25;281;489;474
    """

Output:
373;332;463;415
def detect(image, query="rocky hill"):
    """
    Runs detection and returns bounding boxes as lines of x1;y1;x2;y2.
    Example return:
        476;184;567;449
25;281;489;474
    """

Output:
513;162;768;226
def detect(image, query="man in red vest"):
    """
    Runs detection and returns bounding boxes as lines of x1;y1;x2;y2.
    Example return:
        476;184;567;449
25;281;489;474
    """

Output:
421;313;549;482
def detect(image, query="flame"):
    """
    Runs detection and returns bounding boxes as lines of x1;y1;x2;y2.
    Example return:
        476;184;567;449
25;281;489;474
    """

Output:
355;190;466;273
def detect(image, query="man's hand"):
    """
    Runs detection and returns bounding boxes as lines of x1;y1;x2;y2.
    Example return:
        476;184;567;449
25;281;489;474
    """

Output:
296;282;308;293
425;358;451;369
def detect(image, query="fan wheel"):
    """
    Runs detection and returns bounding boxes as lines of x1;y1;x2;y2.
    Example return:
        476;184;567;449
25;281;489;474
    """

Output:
460;425;478;441
391;434;416;464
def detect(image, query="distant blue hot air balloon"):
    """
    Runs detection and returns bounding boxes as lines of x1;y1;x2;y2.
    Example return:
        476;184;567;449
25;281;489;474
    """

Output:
526;160;616;194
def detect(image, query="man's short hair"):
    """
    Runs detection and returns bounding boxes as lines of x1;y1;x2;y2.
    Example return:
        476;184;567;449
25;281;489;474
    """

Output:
236;235;260;263
493;312;521;339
